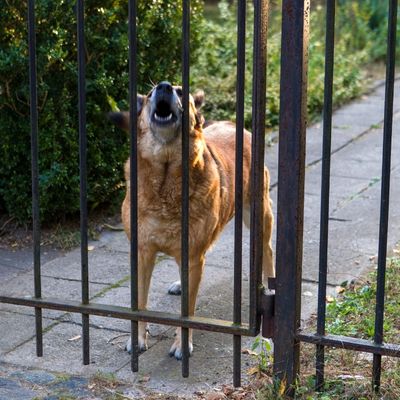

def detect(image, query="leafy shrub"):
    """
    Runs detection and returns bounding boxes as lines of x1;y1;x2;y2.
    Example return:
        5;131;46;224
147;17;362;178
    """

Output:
0;0;203;223
192;0;395;131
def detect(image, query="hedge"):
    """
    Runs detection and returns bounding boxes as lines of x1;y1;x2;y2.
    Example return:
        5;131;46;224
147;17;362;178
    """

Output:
0;0;203;223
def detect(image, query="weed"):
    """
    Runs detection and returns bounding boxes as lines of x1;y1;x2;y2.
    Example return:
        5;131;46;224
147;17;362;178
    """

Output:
370;123;381;129
251;336;274;373
91;275;130;300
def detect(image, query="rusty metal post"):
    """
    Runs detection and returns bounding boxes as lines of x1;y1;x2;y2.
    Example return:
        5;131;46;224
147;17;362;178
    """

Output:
273;0;310;395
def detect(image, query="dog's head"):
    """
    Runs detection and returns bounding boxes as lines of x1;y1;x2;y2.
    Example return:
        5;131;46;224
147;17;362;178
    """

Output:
109;81;204;144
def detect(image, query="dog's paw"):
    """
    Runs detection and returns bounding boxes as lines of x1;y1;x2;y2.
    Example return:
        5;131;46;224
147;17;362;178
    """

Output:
168;337;193;360
125;335;148;354
168;280;182;295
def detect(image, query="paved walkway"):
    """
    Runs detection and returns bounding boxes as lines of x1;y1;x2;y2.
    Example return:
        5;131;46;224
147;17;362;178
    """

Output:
0;79;399;399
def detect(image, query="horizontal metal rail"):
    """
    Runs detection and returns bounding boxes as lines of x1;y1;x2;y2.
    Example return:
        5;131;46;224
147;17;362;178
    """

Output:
297;332;400;358
0;296;255;336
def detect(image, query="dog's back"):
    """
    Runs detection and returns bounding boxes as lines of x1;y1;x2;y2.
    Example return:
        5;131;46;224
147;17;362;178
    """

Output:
203;120;252;206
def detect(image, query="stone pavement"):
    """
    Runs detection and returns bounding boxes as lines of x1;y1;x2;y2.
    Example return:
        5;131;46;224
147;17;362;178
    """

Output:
0;78;399;399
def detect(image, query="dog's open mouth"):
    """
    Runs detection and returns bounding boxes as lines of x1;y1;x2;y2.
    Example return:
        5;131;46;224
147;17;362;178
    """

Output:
152;100;177;125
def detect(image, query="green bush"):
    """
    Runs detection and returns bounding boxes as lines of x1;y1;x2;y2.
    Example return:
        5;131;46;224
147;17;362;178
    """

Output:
0;0;203;223
192;1;395;131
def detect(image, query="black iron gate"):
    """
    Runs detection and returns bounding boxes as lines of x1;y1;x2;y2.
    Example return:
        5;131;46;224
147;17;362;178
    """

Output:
0;0;271;389
1;0;400;396
273;0;400;395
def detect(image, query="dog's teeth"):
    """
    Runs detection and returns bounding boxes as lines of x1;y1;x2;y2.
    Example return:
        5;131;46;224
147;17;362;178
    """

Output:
155;113;172;122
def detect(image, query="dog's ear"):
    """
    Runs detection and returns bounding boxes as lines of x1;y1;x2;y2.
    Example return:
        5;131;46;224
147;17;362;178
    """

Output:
136;94;144;114
193;90;204;110
107;95;144;130
108;111;129;130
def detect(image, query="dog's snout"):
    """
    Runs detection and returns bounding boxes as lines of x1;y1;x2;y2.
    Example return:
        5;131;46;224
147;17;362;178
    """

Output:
156;81;173;95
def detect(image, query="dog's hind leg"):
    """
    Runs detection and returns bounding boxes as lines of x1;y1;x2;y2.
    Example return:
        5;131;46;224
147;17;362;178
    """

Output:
169;254;205;360
261;192;275;284
125;247;157;354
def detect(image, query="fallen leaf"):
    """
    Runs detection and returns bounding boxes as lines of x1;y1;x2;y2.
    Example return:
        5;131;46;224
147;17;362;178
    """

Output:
326;295;334;303
232;392;246;400
242;348;258;356
247;367;259;376
67;335;81;341
278;379;287;396
336;286;345;294
88;245;95;251
222;385;234;396
205;393;227;400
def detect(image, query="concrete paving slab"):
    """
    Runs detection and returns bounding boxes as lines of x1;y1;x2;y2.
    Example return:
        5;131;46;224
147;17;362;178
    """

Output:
115;330;256;396
0;311;56;354
68;259;252;336
96;231;129;254
41;247;130;286
2;322;130;376
303;164;400;285
0;273;109;320
0;247;60;283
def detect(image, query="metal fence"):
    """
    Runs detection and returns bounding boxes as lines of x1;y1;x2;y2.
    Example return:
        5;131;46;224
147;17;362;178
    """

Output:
0;0;271;389
1;0;400;396
273;0;400;395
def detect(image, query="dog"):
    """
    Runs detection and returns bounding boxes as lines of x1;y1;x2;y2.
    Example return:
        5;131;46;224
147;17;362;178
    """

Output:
108;81;274;360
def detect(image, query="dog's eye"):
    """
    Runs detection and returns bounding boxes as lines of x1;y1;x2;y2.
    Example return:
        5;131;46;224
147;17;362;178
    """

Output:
175;88;183;97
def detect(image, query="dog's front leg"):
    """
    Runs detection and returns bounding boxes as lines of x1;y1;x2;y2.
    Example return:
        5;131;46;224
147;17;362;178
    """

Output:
126;248;156;354
169;255;205;360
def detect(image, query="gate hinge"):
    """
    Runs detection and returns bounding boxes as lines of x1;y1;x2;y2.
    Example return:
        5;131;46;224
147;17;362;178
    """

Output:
260;277;275;338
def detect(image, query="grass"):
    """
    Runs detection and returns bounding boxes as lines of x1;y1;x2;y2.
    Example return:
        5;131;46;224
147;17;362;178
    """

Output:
248;248;400;399
325;257;400;343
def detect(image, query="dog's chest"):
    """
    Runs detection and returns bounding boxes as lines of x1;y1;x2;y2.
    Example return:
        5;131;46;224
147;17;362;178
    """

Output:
138;162;183;217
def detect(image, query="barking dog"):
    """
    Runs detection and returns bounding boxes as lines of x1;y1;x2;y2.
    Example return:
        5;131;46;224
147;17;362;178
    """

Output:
109;81;274;360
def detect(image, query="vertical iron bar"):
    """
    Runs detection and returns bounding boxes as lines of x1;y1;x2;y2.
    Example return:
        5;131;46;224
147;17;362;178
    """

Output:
372;0;397;391
77;0;90;365
181;0;190;378
274;0;309;395
315;0;336;391
233;0;246;388
128;0;139;373
249;0;268;332
28;0;43;358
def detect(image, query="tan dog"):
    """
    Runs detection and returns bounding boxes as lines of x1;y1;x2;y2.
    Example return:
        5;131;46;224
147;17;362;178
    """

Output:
109;81;274;359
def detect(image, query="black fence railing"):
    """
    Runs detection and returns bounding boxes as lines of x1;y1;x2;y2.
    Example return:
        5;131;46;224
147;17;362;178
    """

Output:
1;0;400;396
275;0;400;396
0;0;270;390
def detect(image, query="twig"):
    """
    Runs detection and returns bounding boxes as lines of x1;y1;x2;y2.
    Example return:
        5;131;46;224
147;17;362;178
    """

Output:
0;216;15;232
107;333;130;344
103;223;124;231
